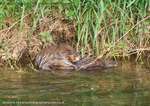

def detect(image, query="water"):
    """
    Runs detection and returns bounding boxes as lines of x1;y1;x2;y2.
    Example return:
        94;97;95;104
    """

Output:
0;62;150;106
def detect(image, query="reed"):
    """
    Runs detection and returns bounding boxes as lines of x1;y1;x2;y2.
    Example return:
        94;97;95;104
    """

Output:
0;0;150;60
69;0;150;59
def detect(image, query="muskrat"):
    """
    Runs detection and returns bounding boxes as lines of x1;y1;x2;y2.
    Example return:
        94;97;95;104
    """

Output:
35;43;117;71
35;43;80;71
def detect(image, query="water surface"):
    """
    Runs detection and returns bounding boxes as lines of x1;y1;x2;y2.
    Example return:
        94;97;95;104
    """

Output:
0;62;150;106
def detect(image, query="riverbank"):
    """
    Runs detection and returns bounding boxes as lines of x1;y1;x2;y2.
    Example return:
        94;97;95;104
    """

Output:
0;0;150;69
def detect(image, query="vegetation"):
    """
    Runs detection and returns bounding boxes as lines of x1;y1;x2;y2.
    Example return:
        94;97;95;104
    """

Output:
0;0;150;67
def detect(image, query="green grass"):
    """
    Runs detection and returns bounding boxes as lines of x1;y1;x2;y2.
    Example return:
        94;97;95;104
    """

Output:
0;0;150;60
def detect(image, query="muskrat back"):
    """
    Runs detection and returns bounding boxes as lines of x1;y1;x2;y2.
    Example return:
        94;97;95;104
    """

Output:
35;43;80;71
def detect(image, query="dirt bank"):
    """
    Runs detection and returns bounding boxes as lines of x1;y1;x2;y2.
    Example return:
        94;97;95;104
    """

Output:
0;13;76;67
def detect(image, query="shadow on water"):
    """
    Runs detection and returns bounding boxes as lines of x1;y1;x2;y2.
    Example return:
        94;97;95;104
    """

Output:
0;62;150;106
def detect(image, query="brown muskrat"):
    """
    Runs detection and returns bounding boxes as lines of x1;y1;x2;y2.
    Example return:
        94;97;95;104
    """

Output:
35;43;80;71
35;43;117;71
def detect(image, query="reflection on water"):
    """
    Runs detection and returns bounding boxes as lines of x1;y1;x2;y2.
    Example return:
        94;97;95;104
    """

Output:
0;62;150;106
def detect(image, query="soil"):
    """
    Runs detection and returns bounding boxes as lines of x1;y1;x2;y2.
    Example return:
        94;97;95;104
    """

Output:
0;12;76;67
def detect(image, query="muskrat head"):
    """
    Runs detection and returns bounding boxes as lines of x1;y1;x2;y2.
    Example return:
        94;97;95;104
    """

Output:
66;52;80;63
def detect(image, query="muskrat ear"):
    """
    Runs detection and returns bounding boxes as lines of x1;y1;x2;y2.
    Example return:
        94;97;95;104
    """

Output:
66;55;75;62
67;55;73;61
